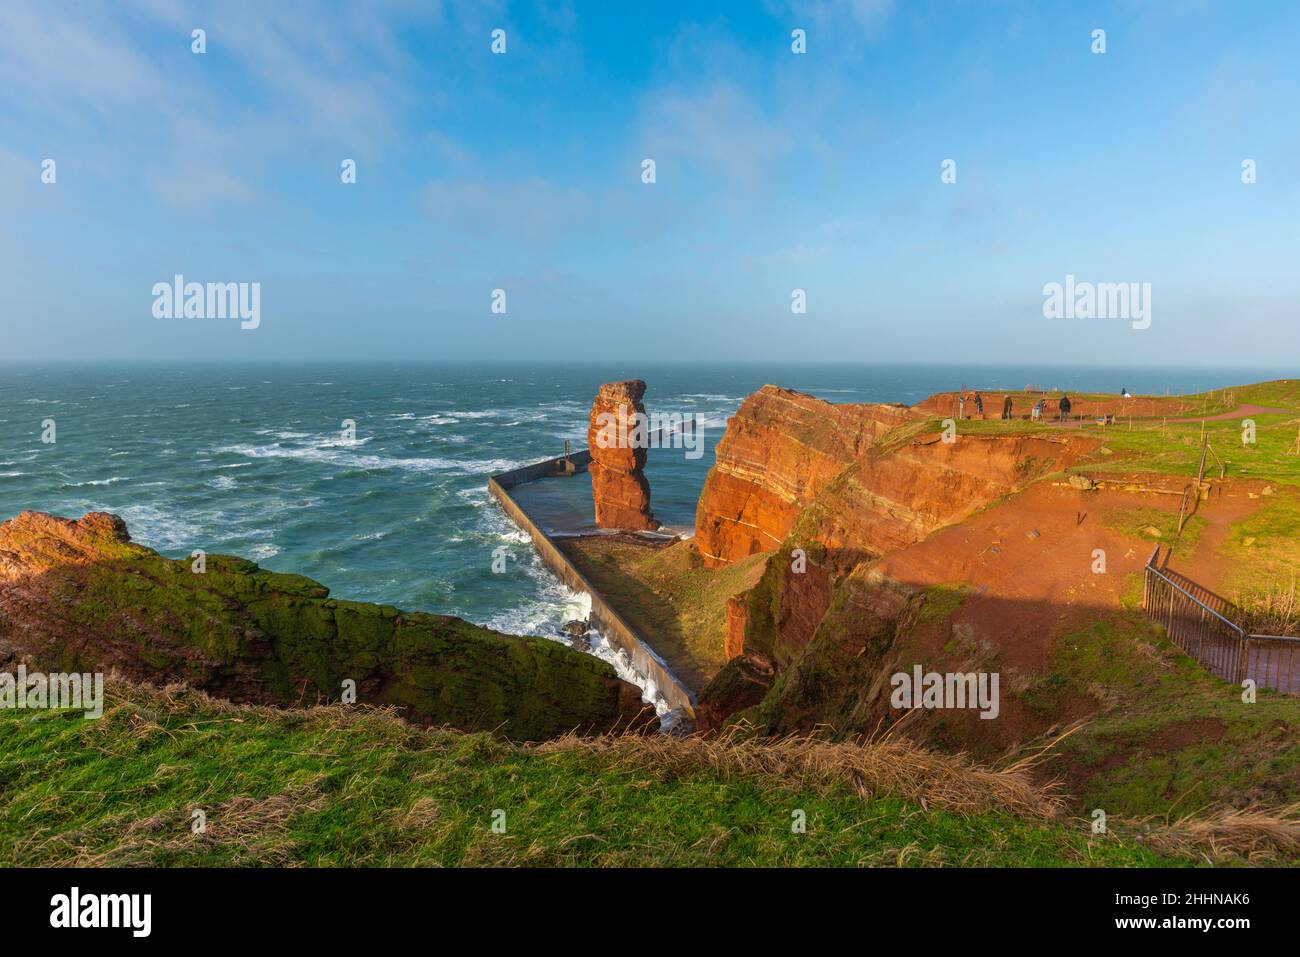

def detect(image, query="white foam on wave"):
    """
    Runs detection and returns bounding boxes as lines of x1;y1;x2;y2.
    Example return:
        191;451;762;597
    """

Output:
207;475;237;490
214;442;519;476
479;503;670;718
246;543;281;561
430;409;500;421
84;503;205;552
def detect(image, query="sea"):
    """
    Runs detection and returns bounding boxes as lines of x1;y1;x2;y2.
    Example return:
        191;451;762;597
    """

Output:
1;362;1290;712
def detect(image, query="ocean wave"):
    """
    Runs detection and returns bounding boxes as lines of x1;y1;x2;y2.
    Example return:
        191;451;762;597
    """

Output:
85;504;204;552
215;443;518;476
484;560;668;716
441;410;499;420
207;475;237;490
246;544;281;561
67;477;127;487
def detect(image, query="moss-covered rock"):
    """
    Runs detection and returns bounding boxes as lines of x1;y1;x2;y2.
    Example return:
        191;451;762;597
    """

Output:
0;511;651;740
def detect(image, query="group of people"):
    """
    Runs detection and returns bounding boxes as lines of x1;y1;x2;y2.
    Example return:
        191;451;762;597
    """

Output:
957;390;1072;422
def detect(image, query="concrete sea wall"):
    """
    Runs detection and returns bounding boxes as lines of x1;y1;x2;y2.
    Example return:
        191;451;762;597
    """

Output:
488;454;697;720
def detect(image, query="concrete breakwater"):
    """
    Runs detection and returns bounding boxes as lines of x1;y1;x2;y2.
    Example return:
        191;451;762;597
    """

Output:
488;452;697;721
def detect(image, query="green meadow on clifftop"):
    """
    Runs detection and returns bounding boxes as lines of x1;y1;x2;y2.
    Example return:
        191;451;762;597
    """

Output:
0;682;1271;868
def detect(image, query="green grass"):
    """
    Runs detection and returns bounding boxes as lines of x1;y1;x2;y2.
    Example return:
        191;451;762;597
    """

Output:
557;538;769;688
1086;415;1300;485
1225;488;1300;582
1022;616;1300;818
919;584;973;624
1101;506;1207;558
900;379;1300;487
0;682;1208;867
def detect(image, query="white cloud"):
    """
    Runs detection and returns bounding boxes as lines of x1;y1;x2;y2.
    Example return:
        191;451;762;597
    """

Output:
421;176;592;244
640;82;791;194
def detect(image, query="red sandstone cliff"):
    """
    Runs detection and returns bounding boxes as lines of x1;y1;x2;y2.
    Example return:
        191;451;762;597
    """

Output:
588;380;659;531
719;431;1097;669
692;385;1098;734
693;386;913;567
788;431;1097;569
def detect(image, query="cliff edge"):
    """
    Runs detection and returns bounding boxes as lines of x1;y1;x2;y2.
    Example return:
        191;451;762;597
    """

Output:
0;511;653;740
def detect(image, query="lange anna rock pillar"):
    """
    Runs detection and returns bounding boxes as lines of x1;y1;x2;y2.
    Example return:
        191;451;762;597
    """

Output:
587;380;660;530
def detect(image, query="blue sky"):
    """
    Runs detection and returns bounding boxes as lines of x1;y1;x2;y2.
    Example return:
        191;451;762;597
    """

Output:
2;0;1297;366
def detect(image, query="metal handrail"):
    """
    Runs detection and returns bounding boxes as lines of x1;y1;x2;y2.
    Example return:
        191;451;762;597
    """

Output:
1145;562;1244;637
1144;548;1299;692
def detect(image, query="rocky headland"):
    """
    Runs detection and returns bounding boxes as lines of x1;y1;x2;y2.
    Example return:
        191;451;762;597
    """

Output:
0;510;653;740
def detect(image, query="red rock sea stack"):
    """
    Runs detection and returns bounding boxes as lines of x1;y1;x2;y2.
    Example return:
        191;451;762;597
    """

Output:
587;380;660;531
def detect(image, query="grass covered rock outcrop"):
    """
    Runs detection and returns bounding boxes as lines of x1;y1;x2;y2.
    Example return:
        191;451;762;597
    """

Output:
0;511;651;740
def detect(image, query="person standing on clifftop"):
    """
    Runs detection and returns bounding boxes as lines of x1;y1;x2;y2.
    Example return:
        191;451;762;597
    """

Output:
1032;399;1044;421
958;393;967;420
1059;394;1072;421
974;392;984;418
1002;395;1014;420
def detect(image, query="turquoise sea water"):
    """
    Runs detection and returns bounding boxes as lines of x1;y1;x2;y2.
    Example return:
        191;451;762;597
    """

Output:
0;362;1290;652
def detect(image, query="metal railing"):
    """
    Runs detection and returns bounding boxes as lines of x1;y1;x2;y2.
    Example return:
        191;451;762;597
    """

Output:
1143;546;1300;693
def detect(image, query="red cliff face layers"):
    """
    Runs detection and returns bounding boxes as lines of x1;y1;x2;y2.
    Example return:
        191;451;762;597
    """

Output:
694;386;913;567
588;380;660;531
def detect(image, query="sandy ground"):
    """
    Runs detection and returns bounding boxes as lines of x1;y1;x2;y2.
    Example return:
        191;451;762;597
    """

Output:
871;476;1264;674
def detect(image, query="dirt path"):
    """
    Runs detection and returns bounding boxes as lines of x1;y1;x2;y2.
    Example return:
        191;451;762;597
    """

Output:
1170;404;1292;423
1176;482;1268;598
1052;403;1292;430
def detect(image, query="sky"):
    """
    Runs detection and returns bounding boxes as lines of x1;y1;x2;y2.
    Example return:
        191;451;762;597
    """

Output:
1;0;1298;366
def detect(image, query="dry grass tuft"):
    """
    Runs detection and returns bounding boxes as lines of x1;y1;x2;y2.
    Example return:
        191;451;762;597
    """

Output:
1236;575;1300;637
1132;803;1300;864
535;724;1061;819
18;778;328;867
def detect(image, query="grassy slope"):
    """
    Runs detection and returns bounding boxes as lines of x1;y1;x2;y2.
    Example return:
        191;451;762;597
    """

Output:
1222;488;1300;626
557;537;769;689
1016;614;1300;817
0;682;1209;867
942;380;1300;485
3;528;638;742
